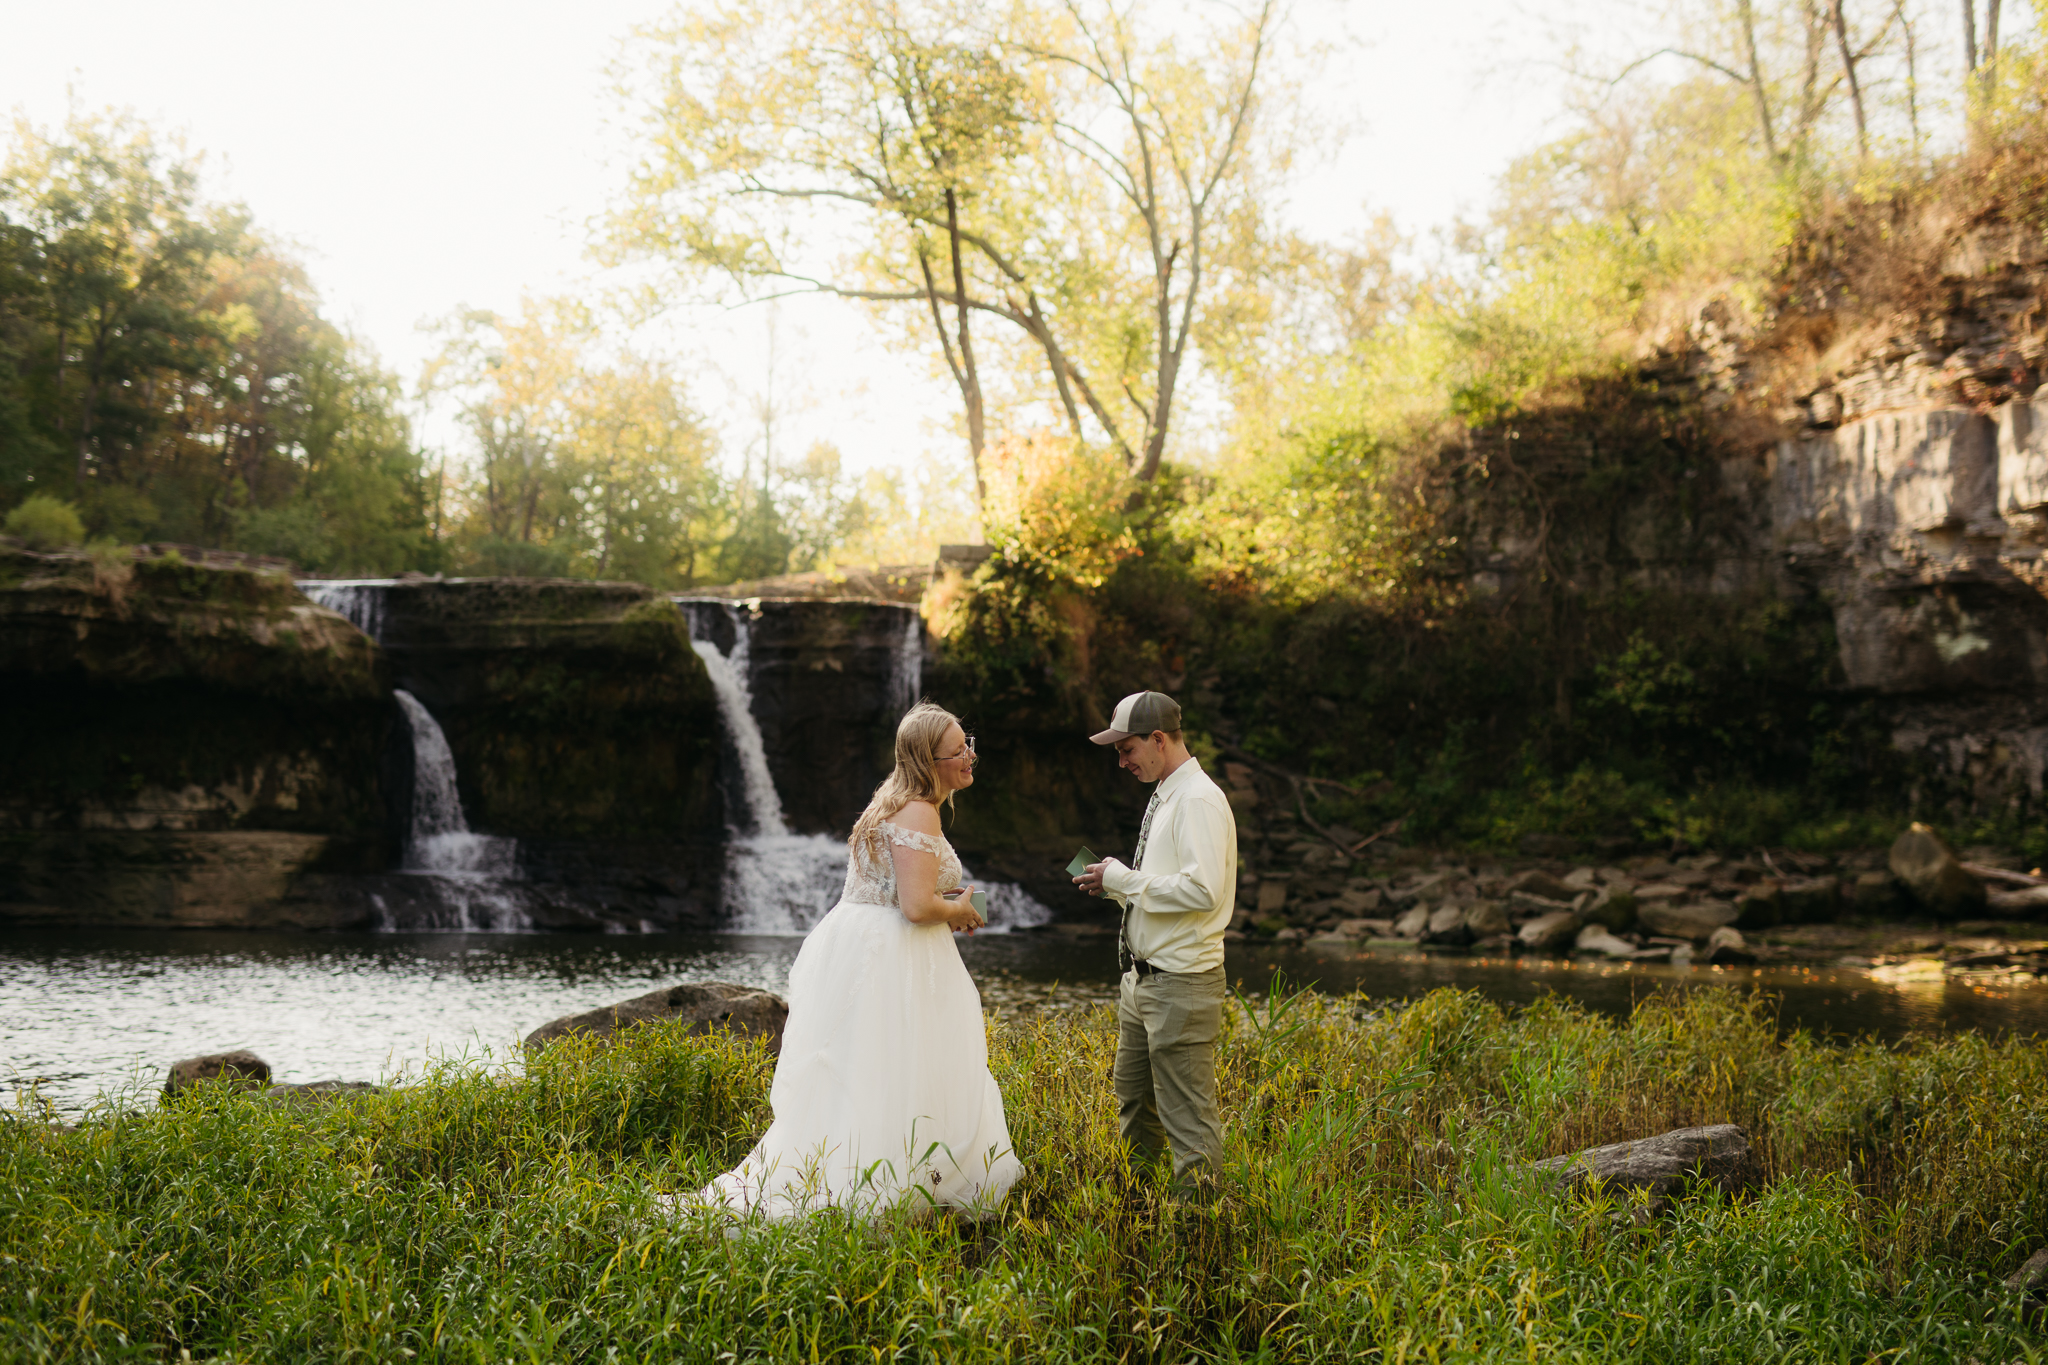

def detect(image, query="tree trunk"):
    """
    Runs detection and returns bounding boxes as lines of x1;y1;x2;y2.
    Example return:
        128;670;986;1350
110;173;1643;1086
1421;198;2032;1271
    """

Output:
945;188;987;509
1832;0;1869;157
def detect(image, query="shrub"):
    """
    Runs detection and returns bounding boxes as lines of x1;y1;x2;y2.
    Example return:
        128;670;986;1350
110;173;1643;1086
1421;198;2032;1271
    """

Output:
3;494;85;550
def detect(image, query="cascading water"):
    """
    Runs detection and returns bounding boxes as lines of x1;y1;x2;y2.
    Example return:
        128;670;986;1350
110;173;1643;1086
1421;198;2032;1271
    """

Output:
389;690;532;930
692;608;858;934
887;607;924;713
686;601;1049;935
301;579;394;642
301;579;536;931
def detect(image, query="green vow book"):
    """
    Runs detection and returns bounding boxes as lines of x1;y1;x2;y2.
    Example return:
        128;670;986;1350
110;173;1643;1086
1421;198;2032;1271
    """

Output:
1066;846;1099;877
971;890;988;917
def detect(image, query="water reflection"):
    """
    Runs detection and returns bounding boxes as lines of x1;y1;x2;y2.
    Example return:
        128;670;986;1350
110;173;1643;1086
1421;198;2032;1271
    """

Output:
3;928;2043;1116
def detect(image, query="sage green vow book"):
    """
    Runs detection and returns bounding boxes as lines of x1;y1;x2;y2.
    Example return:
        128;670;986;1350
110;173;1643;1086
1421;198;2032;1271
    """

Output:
972;890;988;917
1066;847;1098;877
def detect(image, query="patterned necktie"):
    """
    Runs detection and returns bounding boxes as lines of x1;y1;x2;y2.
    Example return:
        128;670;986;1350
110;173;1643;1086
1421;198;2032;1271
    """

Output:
1119;789;1162;975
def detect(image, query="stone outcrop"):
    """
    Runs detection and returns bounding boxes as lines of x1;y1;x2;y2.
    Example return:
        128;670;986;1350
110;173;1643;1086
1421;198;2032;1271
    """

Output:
1;547;392;928
1531;1123;1762;1221
524;981;789;1054
334;578;723;844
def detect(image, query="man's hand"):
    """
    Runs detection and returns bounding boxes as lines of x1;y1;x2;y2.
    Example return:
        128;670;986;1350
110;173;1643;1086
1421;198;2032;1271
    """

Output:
1072;860;1109;898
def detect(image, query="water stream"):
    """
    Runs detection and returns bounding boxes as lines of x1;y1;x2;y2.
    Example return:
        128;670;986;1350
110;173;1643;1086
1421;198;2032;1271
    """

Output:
684;601;1048;935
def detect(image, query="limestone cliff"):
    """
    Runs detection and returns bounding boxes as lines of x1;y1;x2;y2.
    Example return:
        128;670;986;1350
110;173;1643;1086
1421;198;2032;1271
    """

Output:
0;544;390;927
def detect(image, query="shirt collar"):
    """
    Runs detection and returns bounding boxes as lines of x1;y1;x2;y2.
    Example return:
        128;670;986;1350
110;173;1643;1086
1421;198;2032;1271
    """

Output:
1155;754;1203;799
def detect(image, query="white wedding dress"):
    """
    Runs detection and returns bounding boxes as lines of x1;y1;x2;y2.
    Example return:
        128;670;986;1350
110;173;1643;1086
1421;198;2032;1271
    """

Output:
694;820;1023;1221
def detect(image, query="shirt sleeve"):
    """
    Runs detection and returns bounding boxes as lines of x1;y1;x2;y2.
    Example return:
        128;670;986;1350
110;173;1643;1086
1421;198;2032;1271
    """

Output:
1099;793;1230;916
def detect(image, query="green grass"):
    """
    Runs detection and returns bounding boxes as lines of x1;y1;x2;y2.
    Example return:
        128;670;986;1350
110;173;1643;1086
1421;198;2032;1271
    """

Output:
4;988;2045;1361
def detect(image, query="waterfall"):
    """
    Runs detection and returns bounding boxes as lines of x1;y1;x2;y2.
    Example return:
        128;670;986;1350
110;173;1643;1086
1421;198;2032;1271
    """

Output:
685;601;1049;935
302;579;395;642
691;605;853;934
389;690;531;930
886;607;924;713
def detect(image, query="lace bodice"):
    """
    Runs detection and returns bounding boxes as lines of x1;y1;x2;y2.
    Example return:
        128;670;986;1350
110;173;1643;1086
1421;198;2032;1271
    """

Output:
842;821;963;909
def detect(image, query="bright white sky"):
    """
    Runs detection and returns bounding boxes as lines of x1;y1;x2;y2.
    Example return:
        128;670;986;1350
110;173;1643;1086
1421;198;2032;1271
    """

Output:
3;0;1567;487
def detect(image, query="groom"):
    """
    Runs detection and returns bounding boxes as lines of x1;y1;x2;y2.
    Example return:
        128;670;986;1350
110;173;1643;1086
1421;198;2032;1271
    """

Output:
1072;691;1238;1191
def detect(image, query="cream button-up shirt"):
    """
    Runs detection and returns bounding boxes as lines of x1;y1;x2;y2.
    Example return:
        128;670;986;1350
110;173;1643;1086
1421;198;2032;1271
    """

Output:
1099;756;1238;974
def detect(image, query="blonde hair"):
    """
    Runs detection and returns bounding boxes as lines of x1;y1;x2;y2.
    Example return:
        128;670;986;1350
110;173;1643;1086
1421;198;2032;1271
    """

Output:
849;701;962;854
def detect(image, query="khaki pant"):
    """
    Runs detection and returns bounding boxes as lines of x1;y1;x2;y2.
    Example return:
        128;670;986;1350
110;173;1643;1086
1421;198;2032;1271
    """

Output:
1115;965;1225;1183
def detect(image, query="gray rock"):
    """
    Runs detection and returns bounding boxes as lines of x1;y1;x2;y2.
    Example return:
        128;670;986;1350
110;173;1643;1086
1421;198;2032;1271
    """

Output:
1574;924;1636;957
1508;870;1579;902
1705;926;1754;964
1518;910;1582;952
1530;1124;1761;1222
1581;884;1637;931
1734;881;1782;929
1393;905;1432;938
1987;884;2048;919
2008;1246;2048;1293
1509;890;1577;918
165;1050;270;1098
1778;876;1840;924
525;981;789;1054
1638;900;1739;941
1889;824;1987;919
1563;866;1600;891
1337;886;1384;913
1423;904;1471;946
1336;917;1395;938
1633;882;1688;901
1463;900;1511;938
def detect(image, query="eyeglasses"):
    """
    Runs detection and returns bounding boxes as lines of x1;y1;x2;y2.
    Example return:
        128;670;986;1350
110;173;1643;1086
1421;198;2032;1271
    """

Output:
939;735;978;764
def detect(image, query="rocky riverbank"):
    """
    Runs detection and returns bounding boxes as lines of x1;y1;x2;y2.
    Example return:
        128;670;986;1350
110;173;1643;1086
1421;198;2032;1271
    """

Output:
1208;793;2048;983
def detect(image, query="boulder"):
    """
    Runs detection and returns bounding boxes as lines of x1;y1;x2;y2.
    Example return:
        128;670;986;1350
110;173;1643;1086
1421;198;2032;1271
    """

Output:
1337;917;1395;938
1422;904;1471;946
2009;1246;2048;1294
1638;900;1739;941
525;982;789;1055
1256;880;1290;914
1734;881;1782;930
1518;910;1581;952
1337;886;1383;913
1705;926;1754;964
1888;824;1987;919
164;1050;270;1097
1393;905;1432;938
1574;924;1636;957
1509;890;1577;919
1777;876;1840;924
1530;1123;1761;1222
1581;884;1637;932
1463;900;1511;938
1508;870;1579;902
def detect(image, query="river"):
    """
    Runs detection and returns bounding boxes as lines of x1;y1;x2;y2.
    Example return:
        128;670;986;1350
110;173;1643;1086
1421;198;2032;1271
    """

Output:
5;926;2045;1117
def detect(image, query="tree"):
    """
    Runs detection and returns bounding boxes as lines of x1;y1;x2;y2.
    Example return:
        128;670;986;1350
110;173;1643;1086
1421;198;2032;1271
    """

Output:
607;0;1296;490
425;299;723;585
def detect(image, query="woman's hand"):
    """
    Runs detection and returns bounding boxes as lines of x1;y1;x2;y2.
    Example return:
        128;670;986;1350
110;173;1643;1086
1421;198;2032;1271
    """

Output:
939;886;984;934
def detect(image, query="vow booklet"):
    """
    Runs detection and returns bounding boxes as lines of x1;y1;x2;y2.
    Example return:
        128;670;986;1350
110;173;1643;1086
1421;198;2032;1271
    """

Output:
1066;847;1099;877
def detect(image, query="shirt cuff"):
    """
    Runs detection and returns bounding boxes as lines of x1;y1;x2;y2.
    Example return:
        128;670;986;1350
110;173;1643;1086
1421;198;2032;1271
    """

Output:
1100;858;1137;898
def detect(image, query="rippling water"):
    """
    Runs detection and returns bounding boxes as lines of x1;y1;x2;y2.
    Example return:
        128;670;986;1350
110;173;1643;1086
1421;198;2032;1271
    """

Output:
5;927;2045;1116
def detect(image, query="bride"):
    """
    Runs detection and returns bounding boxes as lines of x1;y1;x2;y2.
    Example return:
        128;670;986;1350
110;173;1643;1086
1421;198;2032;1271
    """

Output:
688;701;1023;1221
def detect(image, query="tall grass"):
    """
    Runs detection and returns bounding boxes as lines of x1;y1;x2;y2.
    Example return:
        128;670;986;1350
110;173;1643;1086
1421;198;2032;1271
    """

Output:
3;988;2044;1361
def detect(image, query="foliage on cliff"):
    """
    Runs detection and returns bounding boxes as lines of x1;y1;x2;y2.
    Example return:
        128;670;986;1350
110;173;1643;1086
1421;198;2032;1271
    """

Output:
3;988;2043;1360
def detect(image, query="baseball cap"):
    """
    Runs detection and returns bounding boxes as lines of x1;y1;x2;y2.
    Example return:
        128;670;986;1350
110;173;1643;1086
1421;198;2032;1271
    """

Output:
1090;691;1183;745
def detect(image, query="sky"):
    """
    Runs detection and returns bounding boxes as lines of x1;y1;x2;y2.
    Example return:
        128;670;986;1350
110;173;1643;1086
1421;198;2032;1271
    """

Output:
1;0;1569;485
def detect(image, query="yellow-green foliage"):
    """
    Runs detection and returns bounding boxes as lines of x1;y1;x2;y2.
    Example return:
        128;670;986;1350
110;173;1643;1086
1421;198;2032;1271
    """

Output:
3;989;2043;1361
3;494;86;551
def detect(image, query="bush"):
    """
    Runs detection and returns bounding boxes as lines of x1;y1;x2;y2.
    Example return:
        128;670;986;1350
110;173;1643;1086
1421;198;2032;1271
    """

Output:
2;493;85;550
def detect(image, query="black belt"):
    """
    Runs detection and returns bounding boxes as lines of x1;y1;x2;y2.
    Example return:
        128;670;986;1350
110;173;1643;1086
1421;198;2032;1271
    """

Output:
1132;958;1160;977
